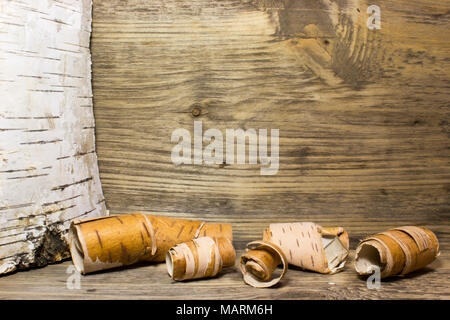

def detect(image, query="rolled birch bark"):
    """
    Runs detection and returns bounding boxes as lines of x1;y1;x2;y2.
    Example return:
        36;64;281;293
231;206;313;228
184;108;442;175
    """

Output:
263;222;349;274
166;237;236;281
240;241;287;288
355;226;440;278
69;213;232;274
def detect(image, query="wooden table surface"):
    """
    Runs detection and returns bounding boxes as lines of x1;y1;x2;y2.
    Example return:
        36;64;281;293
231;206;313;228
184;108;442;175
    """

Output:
0;220;448;300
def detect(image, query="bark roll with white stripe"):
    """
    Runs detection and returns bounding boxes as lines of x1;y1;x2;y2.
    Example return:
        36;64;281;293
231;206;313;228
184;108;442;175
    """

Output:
166;237;235;281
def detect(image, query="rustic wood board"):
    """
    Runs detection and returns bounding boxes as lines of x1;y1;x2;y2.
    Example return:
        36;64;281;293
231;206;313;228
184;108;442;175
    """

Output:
0;224;448;299
85;0;449;298
0;0;106;275
92;0;449;225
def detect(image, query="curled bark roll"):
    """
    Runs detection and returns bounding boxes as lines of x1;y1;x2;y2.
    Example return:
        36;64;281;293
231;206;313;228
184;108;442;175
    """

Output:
69;213;232;274
355;226;440;278
144;215;232;261
166;237;236;281
263;222;349;274
240;241;287;288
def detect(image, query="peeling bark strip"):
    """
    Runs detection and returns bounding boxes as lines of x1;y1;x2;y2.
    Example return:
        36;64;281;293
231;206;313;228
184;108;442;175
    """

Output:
263;222;350;274
0;0;106;275
69;214;232;274
240;241;288;289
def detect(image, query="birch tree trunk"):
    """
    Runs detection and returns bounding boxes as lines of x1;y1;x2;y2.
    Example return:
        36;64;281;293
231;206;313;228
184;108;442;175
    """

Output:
0;0;106;275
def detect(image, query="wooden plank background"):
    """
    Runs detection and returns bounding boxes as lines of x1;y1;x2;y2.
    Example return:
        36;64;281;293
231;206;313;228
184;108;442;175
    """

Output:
92;0;449;228
1;0;448;299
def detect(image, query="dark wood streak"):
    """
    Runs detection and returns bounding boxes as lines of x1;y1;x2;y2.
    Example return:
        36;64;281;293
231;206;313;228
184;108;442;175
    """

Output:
95;230;103;249
177;225;185;239
120;242;128;263
142;222;150;238
140;232;145;247
115;216;123;224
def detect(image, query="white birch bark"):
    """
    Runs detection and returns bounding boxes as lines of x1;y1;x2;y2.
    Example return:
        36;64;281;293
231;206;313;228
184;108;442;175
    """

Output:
0;0;106;275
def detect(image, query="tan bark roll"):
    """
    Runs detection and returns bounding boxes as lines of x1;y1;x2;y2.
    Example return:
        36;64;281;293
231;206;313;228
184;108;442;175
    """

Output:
69;213;232;274
262;222;349;274
144;215;232;262
355;226;440;278
240;241;288;288
166;237;236;281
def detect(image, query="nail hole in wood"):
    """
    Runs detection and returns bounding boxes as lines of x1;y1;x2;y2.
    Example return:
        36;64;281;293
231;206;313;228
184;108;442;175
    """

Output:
191;106;202;117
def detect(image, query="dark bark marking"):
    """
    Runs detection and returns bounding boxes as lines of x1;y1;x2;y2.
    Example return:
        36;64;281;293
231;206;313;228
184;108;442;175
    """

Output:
95;230;103;248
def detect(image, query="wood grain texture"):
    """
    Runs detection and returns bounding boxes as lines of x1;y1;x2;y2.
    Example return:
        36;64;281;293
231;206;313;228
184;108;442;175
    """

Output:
0;224;448;299
0;0;106;275
86;0;449;298
92;0;449;224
